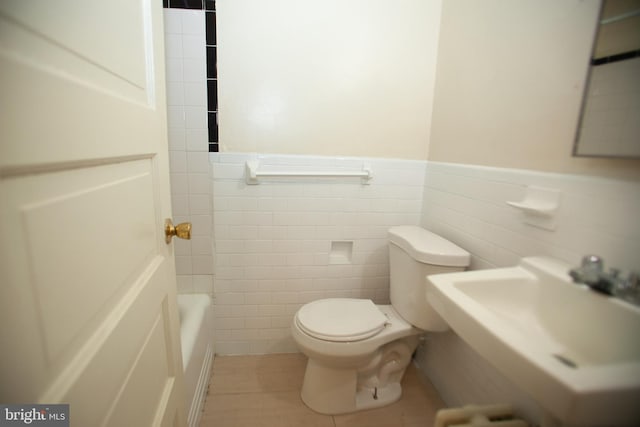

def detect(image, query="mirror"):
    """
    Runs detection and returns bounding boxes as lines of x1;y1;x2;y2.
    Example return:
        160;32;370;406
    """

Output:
574;0;640;158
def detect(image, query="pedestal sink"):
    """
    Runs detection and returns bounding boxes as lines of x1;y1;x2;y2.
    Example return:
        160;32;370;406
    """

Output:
426;256;640;427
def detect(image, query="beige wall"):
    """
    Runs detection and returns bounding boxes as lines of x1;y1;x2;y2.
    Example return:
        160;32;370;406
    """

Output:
217;0;441;160
218;0;640;179
428;0;640;180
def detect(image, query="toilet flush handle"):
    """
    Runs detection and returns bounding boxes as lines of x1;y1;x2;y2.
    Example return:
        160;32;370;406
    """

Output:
164;218;192;244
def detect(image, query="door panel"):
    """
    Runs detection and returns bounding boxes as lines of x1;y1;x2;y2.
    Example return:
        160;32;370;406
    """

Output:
104;302;174;427
0;0;161;169
0;1;186;425
17;161;156;361
0;1;148;89
61;263;176;426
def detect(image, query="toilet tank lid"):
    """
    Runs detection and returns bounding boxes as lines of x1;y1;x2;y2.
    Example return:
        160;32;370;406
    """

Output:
388;226;470;267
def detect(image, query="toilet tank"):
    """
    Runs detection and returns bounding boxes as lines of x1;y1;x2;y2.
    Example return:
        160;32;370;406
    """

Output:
388;226;470;331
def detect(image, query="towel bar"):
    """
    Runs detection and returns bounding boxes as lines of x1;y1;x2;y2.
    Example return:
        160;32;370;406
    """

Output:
244;161;372;185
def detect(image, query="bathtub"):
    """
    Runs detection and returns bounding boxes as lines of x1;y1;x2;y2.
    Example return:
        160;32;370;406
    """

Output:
177;294;213;427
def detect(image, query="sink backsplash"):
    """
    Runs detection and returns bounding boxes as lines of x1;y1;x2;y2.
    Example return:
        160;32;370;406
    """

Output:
422;161;640;272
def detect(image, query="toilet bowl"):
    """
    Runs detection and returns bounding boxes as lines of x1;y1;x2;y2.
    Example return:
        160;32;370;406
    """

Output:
292;301;423;413
291;226;470;415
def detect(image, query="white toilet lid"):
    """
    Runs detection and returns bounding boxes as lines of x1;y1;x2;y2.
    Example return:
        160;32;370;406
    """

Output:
296;298;388;342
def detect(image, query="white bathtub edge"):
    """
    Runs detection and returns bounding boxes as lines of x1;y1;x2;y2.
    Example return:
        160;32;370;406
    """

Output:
177;294;213;427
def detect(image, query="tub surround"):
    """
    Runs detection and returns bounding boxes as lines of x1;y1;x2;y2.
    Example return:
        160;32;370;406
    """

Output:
164;9;215;298
163;3;218;153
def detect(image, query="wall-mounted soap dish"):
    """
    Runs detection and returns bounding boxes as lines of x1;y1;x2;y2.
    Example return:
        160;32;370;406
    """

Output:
506;186;561;230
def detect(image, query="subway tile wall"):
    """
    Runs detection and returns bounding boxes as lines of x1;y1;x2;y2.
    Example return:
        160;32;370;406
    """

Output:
210;153;426;354
164;9;214;294
209;154;640;357
416;331;544;424
420;161;640;271
164;0;218;152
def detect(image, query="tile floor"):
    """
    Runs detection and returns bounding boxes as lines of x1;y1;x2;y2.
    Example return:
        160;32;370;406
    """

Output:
199;353;446;427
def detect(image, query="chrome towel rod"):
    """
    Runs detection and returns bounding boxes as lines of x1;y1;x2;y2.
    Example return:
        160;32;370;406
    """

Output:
245;160;372;185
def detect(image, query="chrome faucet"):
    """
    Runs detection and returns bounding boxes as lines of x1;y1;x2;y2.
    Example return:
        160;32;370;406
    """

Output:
569;255;640;305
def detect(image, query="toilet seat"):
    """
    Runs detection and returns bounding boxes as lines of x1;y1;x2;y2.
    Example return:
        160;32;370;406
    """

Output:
296;298;388;342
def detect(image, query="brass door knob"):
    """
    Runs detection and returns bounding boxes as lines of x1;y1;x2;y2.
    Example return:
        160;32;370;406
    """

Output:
165;219;192;244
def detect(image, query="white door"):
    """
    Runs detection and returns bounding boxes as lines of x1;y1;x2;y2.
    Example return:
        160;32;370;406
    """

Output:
0;1;187;426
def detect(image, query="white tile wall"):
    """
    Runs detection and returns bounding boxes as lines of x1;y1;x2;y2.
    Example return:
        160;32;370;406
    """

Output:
416;161;640;425
164;9;214;295
415;332;544;424
210;154;640;358
421;161;640;271
210;153;426;354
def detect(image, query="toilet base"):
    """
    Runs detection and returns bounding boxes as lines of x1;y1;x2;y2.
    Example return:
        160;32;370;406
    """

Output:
300;336;418;415
301;359;405;415
355;382;402;411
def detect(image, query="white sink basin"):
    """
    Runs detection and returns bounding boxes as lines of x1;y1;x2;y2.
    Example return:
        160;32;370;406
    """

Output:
426;256;640;426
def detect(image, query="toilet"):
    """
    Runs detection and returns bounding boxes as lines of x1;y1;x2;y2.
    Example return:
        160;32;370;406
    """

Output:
291;225;470;415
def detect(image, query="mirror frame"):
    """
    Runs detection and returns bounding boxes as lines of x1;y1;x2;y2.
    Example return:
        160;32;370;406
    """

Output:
573;0;640;159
